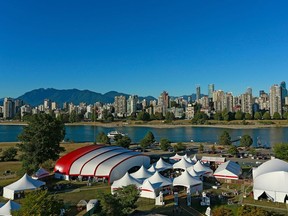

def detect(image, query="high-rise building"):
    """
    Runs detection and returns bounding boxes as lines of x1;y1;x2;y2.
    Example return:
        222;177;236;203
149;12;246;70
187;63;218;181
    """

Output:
224;92;234;112
3;97;15;119
158;91;169;116
208;84;214;100
114;95;127;117
247;87;252;96
196;86;201;101
241;90;253;115
270;84;282;117
280;81;287;103
44;99;51;110
127;95;138;115
213;90;225;112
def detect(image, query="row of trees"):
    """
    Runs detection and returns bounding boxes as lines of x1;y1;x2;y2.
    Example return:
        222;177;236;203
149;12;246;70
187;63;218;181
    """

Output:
218;131;253;148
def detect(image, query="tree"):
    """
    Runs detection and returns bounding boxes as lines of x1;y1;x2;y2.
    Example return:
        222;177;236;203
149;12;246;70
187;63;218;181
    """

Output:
235;110;244;120
154;112;164;120
213;112;223;121
211;144;216;154
165;112;175;121
273;112;281;120
99;185;139;216
192;112;209;125
159;138;171;151
244;113;252;120
273;143;288;161
69;110;77;123
218;130;232;145
237;205;270;216
227;145;239;156
223;111;233;121
240;135;253;148
254;111;262;120
12;190;64;216
115;136;132;148
283;111;288;120
199;143;204;153
213;206;233;216
18;113;65;173
96;132;110;144
1;147;17;161
144;131;155;144
173;142;186;152
263;111;271;120
137;111;150;121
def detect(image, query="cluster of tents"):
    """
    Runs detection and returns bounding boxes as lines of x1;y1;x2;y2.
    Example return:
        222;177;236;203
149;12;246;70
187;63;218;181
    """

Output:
111;154;214;199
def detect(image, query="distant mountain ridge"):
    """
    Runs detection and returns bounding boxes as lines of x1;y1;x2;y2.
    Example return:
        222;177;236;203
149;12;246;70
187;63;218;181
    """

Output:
15;88;157;106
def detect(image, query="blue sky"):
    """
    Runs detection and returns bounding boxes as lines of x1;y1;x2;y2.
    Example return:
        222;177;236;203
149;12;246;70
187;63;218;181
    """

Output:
1;0;288;98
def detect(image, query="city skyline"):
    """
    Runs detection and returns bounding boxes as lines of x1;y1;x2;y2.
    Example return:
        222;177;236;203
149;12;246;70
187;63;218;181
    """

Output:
1;1;288;98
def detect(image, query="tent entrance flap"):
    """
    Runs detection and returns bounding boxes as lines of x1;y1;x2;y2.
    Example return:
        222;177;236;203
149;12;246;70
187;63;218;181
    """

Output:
258;191;274;202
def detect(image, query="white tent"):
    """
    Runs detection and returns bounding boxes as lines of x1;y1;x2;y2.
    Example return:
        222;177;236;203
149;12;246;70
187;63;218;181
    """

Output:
213;161;242;180
169;153;183;162
253;159;288;203
194;161;213;177
0;200;21;216
187;167;202;179
3;174;46;200
184;154;194;164
191;154;199;163
173;170;203;193
154;158;172;171
140;179;157;199
130;165;154;182
32;168;50;180
148;164;156;173
111;172;141;194
147;171;172;188
173;157;193;170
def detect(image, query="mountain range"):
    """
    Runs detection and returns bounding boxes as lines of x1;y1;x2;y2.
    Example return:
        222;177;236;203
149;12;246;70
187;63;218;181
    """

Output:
0;88;199;107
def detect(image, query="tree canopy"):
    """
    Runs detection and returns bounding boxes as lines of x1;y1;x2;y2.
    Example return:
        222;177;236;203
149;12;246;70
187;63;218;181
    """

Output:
12;190;64;216
98;185;139;216
18;113;65;173
140;131;155;151
96;132;110;144
240;135;253;148
160;138;171;151
273;143;288;161
115;135;132;148
218;130;232;145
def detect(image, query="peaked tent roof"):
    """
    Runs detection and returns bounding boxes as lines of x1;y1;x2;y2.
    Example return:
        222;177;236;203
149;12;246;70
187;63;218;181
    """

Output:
0;200;21;216
5;173;46;191
187;167;202;178
154;158;172;171
173;170;203;188
191;154;199;163
173;157;193;170
140;179;157;192
130;165;154;181
194;161;213;175
111;172;141;189
214;161;241;179
148;164;156;173
169;153;183;161
183;154;194;164
32;168;50;179
147;171;172;188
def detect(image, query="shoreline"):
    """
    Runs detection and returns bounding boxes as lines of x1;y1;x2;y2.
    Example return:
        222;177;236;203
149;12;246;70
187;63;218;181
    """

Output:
1;120;288;129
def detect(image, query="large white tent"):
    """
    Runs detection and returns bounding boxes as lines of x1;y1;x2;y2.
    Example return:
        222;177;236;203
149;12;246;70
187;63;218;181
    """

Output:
173;170;203;193
130;165;154;182
187;167;202;179
194;161;213;177
253;159;288;203
169;153;183;162
3;174;46;200
140;179;157;199
148;164;156;173
213;161;242;180
111;172;141;194
154;158;172;171
0;200;21;216
173;157;193;170
147;171;172;188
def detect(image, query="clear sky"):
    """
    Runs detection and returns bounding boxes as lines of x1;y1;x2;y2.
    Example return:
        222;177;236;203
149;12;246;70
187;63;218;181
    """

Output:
1;0;288;98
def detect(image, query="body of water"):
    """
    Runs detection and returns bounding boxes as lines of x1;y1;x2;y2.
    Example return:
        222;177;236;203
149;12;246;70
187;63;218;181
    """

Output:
1;125;288;147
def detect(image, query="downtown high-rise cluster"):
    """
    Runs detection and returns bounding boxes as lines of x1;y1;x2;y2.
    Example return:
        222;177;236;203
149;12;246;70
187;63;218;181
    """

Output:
0;81;287;121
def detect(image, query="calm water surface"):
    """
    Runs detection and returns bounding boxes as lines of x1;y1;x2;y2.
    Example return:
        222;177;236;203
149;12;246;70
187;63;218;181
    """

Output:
1;125;288;147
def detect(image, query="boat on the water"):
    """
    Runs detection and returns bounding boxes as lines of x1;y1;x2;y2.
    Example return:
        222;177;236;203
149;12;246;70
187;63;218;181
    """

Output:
107;131;126;139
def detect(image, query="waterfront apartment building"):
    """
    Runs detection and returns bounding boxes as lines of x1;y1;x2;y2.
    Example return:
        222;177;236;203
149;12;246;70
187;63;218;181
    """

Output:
269;84;282;117
241;91;253;115
114;95;127;117
213;90;225;112
196;86;201;101
224;92;234;112
158;91;169;116
127;95;138;116
208;84;214;101
3;97;15;119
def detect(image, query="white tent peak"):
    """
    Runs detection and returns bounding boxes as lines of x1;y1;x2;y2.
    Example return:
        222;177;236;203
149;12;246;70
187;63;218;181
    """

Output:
147;171;172;188
169;153;183;161
148;164;156;173
154;158;172;171
253;158;288;179
194;161;213;176
111;172;141;189
0;200;21;216
32;167;49;179
173;170;202;188
173;157;193;170
130;165;154;181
